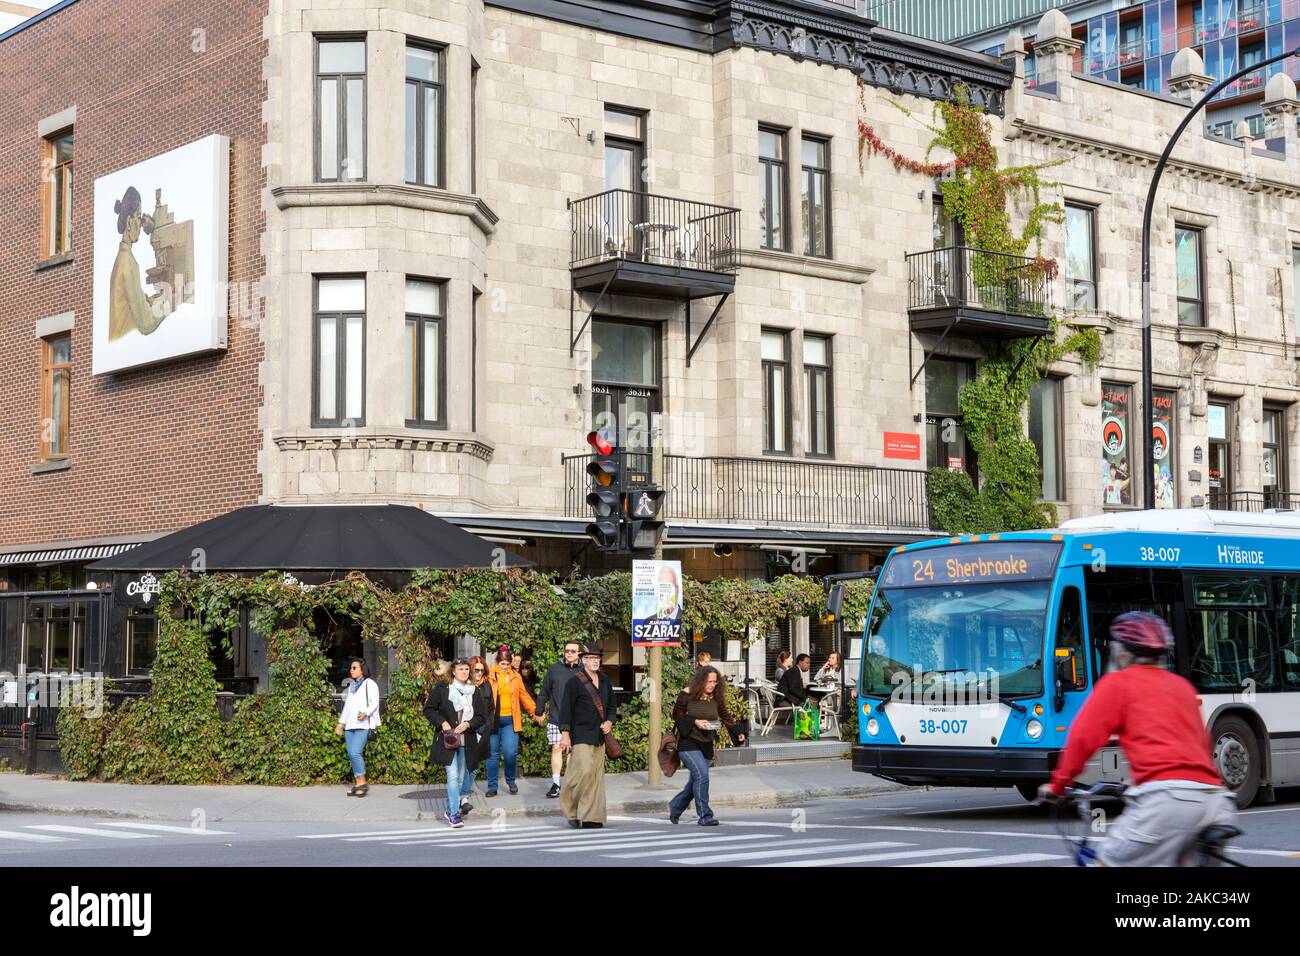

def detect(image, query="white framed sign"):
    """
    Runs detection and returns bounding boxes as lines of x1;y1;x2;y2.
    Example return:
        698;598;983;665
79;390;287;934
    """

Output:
92;135;229;374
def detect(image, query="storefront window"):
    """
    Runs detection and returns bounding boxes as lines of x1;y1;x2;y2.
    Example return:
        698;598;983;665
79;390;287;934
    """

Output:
127;609;158;676
1101;382;1134;507
1152;389;1176;508
1208;399;1233;508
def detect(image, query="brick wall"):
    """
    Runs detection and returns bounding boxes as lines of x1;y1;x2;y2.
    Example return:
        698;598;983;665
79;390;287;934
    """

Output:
0;0;265;548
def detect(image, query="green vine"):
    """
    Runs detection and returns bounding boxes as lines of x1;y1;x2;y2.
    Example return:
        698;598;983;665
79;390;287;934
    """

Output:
861;84;1102;532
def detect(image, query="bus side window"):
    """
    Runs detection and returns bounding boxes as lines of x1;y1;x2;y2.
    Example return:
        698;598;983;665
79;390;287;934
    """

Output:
1281;578;1300;689
1055;586;1087;691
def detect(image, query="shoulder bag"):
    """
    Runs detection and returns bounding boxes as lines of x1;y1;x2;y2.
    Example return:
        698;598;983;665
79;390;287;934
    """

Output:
577;671;623;760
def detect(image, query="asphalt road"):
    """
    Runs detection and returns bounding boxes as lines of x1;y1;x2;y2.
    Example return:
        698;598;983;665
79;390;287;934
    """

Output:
3;785;1298;867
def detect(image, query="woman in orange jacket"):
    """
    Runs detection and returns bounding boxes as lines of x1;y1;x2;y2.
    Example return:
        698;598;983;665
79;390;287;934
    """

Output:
484;644;541;796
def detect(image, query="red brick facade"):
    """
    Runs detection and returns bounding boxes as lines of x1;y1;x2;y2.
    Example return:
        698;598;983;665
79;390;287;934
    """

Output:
0;0;266;549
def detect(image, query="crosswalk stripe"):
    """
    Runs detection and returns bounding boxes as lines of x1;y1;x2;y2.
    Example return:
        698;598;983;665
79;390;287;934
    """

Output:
26;825;157;840
385;829;665;848
761;847;985;867
605;835;793;858
97;822;234;836
314;825;557;841
542;834;781;854
905;853;1064;867
0;830;73;843
673;841;911;865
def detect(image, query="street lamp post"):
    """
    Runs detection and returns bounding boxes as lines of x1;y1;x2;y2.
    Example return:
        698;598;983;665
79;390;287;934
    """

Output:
1140;48;1300;509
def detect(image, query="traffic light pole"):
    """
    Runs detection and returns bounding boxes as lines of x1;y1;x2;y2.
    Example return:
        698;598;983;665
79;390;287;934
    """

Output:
647;420;664;786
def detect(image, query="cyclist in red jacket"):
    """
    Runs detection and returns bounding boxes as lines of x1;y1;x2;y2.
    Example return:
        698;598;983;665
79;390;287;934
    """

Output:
1037;611;1238;866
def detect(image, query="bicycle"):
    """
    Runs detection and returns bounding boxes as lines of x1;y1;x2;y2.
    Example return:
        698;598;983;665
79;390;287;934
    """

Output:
1047;781;1245;867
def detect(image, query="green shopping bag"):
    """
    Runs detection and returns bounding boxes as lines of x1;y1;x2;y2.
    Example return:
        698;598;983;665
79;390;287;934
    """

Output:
793;701;821;740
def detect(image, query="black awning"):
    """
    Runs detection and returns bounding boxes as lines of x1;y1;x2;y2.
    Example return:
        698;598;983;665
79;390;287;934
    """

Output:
86;505;532;572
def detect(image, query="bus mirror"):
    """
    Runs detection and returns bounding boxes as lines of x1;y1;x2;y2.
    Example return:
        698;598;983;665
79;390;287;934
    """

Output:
1053;649;1076;712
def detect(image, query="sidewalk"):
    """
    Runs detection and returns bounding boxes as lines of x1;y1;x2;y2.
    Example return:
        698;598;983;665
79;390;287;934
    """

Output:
0;761;902;823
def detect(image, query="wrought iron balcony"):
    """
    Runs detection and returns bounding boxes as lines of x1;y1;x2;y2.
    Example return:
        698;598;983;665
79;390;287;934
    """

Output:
568;189;740;299
564;453;932;532
1209;490;1300;512
906;245;1053;339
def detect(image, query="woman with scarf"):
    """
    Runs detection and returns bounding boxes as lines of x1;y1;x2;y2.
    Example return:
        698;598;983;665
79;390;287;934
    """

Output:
424;659;484;828
485;644;539;797
334;657;381;797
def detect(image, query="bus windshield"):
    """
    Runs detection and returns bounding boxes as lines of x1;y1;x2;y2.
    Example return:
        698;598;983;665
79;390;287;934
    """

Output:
861;582;1049;700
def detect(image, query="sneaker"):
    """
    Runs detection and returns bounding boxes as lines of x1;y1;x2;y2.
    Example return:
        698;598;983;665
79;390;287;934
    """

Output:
485;788;497;798
445;811;464;829
507;783;519;795
546;783;561;799
459;800;473;818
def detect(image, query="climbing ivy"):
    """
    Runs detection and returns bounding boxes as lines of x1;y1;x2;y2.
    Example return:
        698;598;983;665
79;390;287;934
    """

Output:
860;84;1102;532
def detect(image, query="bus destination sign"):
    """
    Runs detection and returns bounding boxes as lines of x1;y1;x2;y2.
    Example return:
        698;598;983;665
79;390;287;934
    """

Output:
881;541;1063;588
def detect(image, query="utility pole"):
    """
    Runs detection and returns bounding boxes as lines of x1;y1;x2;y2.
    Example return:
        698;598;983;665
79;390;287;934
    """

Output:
646;416;664;786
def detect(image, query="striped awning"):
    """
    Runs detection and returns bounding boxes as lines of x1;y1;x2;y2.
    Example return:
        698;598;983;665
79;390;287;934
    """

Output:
0;543;141;567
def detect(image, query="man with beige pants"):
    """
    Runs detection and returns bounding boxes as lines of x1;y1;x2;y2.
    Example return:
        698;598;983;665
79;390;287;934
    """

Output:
558;643;616;828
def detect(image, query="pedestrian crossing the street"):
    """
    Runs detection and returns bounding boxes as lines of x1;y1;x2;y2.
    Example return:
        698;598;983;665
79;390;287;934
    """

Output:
299;821;1067;867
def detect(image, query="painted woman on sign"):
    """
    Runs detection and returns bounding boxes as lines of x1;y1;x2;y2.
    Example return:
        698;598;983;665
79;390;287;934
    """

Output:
108;186;167;341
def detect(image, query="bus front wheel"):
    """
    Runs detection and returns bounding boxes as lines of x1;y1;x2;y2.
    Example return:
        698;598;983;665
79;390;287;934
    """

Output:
1212;716;1260;809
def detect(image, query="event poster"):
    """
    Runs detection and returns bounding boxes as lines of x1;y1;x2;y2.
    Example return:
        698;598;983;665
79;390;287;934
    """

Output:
631;559;683;647
1101;383;1132;506
1152;390;1176;509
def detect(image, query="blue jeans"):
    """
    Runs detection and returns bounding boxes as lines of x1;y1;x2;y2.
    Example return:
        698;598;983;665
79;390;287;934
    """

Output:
444;748;468;816
345;729;368;778
668;748;713;824
486;718;519;789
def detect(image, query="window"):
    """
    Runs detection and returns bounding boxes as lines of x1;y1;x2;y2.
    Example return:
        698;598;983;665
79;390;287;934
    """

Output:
314;277;366;427
803;334;833;457
1101;382;1134;506
1065;204;1096;311
762;329;790;454
1055;586;1089;690
1277;577;1300;690
42;130;73;258
800;136;830;257
604;107;645;192
405;279;446;428
127;609;158;676
1084;567;1182;677
1189;575;1277;693
1029;377;1063;500
470;60;479;194
591;320;659;474
316;37;366;182
1263;404;1288;505
405;43;443;187
1175;225;1204;326
39;334;71;461
1152;389;1177;508
926;359;975;479
23;603;87;674
1208;399;1233;507
758;126;788;251
1293;246;1300;340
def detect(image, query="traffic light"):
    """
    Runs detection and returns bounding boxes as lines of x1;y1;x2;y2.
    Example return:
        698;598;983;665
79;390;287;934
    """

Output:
585;431;624;552
625;486;666;554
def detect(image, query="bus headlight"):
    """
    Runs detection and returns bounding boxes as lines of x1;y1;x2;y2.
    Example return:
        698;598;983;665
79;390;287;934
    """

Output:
866;718;880;737
1026;719;1043;740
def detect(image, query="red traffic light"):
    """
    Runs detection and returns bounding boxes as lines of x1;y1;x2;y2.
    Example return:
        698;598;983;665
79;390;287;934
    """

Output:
586;430;613;456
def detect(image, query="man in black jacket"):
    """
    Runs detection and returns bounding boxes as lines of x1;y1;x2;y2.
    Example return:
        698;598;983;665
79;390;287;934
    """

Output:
558;642;615;829
535;640;582;798
775;653;811;707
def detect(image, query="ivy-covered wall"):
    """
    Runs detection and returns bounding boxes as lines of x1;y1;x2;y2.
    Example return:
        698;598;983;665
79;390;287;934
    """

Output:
58;570;873;785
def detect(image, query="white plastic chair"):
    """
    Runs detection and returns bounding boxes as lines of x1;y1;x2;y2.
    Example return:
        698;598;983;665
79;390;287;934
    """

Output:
818;690;842;740
761;687;797;736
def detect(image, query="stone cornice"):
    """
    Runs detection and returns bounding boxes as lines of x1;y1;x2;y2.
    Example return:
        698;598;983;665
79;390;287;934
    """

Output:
271;184;500;236
737;247;876;282
1013;118;1300;198
272;430;495;462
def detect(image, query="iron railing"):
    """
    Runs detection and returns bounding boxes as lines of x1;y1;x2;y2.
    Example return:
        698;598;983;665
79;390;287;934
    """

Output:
907;246;1052;319
1209;490;1300;512
569;189;740;273
565;453;931;531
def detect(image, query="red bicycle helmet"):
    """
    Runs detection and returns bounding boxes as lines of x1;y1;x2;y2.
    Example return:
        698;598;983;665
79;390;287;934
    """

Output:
1109;611;1173;654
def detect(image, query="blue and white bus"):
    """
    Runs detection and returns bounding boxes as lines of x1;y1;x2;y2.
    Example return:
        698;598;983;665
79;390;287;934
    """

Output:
853;509;1300;807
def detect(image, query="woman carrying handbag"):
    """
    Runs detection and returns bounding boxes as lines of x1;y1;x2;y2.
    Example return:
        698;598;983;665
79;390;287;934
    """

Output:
335;657;381;797
424;659;483;829
669;665;745;826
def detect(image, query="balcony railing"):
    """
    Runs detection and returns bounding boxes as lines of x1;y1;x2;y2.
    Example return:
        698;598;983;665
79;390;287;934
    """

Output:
569;189;740;274
907;246;1052;320
1119;40;1144;66
1239;4;1265;31
564;453;932;532
1209;490;1300;512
